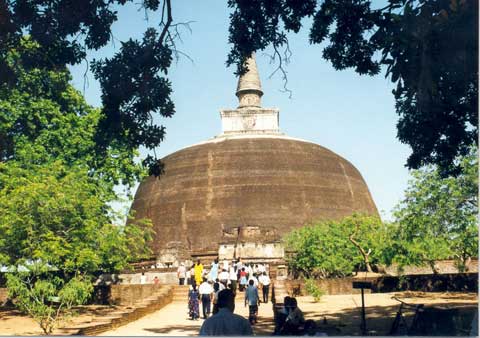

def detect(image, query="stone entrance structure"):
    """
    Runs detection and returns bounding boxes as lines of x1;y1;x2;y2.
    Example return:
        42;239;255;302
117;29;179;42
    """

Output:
218;225;284;264
129;55;378;267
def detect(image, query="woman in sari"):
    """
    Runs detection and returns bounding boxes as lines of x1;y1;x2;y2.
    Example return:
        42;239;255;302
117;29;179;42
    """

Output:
188;283;200;320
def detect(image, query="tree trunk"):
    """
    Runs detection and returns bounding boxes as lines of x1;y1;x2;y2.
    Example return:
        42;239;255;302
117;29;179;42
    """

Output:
349;234;373;273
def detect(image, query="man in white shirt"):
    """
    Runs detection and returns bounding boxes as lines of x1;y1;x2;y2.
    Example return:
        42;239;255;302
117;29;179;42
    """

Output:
258;272;271;303
199;289;253;336
177;263;186;285
218;269;229;287
248;274;259;287
246;264;253;278
199;278;214;319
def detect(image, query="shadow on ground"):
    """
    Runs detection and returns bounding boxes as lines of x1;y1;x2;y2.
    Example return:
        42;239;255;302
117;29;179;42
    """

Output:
307;301;476;336
144;324;202;334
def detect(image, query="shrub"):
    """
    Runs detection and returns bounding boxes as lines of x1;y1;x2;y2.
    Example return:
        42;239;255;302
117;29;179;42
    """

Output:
304;278;324;302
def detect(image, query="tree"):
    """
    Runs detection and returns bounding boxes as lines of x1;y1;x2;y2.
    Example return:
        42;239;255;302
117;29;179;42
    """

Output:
6;267;93;335
2;1;477;175
0;39;154;271
284;214;390;278
0;37;144;187
0;160;154;334
0;161;153;272
0;39;154;334
1;0;181;175
227;0;478;175
392;147;478;272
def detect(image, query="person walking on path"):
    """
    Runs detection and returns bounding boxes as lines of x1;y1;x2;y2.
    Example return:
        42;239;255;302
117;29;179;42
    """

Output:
228;266;237;294
188;284;200;320
218;269;229;287
210;258;219;281
245;279;260;325
248;274;259;287
177;263;186;285
212;282;221;315
239;267;248;291
258;272;271;303
194;260;204;286
199;278;214;319
199;289;253;336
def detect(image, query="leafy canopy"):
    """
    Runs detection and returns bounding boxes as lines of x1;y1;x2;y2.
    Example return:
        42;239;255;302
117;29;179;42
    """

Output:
0;38;155;333
1;0;178;175
284;214;390;278
391;147;478;271
227;0;478;175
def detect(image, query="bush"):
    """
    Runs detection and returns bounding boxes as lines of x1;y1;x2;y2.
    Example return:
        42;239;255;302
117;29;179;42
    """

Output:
304;278;324;302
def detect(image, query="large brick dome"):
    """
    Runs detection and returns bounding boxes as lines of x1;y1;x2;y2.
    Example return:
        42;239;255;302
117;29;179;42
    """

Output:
129;56;378;264
130;135;378;261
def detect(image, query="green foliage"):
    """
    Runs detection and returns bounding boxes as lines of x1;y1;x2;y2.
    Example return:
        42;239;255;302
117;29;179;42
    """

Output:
227;0;478;174
304;278;324;302
6;267;93;335
391;147;478;272
0;161;154;273
0;37;144;188
0;39;155;332
284;214;389;278
1;2;177;175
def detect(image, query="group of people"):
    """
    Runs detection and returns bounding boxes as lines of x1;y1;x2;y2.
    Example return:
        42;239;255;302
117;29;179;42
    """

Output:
197;289;314;336
178;259;271;324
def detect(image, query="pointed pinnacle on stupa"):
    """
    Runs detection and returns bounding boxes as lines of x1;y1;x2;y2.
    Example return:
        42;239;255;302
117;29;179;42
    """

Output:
236;53;264;108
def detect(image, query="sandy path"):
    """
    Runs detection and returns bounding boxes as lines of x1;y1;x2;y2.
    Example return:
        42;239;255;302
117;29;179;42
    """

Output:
100;297;275;336
101;291;477;336
0;291;475;336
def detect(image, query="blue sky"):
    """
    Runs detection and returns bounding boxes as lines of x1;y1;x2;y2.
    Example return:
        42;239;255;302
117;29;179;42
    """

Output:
69;0;412;220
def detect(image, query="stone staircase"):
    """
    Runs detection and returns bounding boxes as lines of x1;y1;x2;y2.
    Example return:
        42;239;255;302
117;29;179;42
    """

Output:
56;285;174;336
172;285;190;303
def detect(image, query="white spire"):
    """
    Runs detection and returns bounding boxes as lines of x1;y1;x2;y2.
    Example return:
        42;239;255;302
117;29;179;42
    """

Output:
236;54;263;108
219;53;280;136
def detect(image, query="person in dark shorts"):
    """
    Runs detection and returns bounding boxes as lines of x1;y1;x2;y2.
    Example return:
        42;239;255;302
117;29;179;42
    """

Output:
244;279;260;325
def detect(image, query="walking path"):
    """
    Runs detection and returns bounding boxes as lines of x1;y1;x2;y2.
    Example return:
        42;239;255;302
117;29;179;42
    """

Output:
100;290;477;336
100;294;275;336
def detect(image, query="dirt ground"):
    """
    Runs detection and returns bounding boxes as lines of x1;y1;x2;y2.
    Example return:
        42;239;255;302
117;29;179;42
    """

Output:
298;291;478;336
0;291;477;336
0;305;123;336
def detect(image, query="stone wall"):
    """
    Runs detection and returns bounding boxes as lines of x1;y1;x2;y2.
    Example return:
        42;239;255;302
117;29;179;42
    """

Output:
285;278;365;296
373;273;478;293
109;284;162;306
0;287;8;303
118;272;177;285
384;259;478;276
284;273;478;296
218;242;284;262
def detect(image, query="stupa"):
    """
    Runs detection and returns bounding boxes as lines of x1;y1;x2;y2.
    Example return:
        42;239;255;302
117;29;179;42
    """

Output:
130;56;378;266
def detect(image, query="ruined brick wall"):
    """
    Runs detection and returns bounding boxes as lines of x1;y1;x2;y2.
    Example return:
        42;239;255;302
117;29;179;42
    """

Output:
384;259;478;276
109;284;162;306
285;278;365;296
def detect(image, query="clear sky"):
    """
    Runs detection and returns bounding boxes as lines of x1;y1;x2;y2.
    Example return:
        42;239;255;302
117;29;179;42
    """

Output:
68;0;412;221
